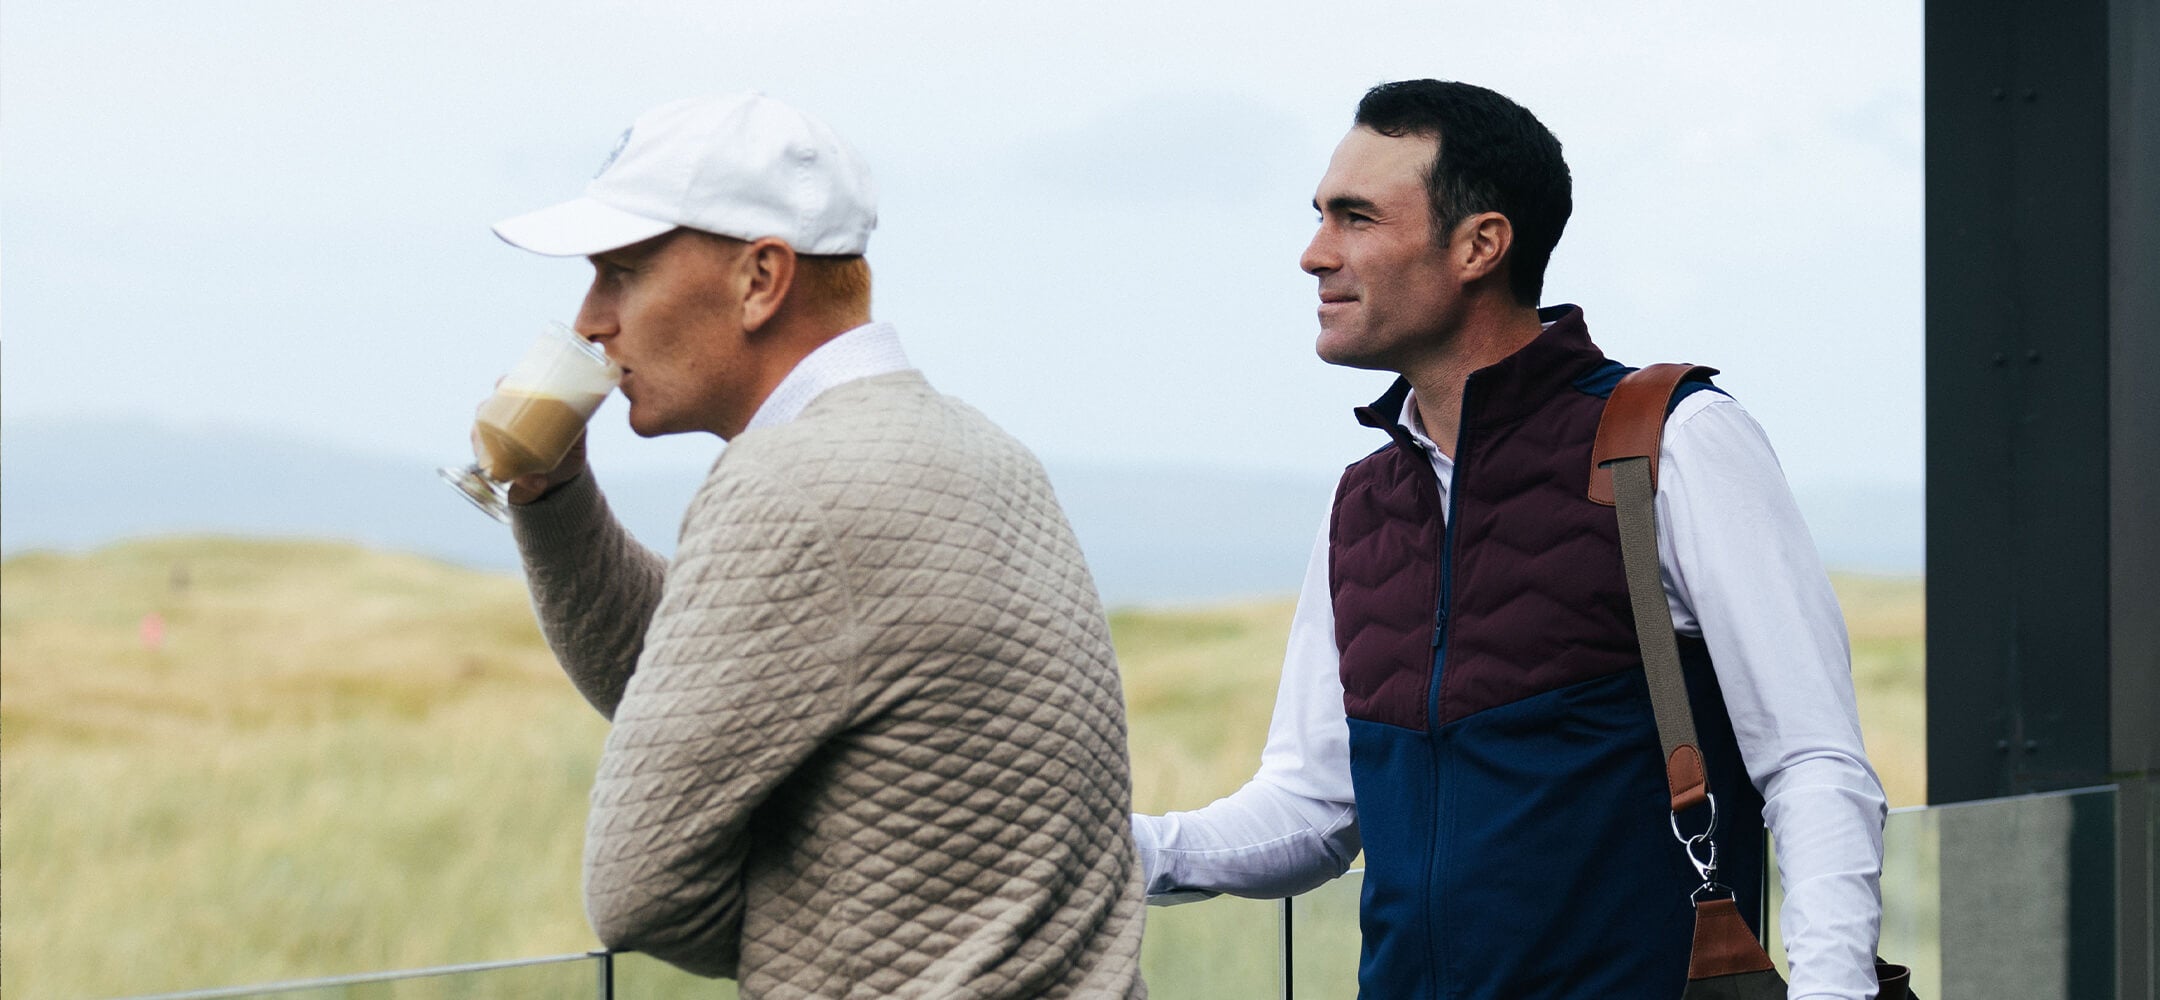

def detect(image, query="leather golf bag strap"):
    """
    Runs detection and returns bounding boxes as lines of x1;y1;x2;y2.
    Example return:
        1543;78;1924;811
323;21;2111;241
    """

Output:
1590;362;1721;812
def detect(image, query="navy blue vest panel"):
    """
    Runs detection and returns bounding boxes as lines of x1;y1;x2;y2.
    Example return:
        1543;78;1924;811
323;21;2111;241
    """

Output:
1327;306;1763;999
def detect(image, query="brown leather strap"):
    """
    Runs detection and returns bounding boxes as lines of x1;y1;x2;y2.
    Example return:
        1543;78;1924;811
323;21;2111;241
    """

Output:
1666;744;1710;815
1593;362;1720;812
1686;898;1778;979
1600;364;1882;997
1588;363;1719;507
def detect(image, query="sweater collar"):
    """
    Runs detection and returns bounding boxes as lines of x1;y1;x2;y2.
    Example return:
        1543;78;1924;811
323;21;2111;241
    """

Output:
744;321;913;434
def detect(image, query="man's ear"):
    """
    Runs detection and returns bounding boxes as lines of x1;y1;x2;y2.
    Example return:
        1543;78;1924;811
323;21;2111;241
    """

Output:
739;238;798;334
1455;211;1515;287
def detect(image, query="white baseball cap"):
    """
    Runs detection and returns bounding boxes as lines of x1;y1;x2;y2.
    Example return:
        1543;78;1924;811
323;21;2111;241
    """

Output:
492;92;877;257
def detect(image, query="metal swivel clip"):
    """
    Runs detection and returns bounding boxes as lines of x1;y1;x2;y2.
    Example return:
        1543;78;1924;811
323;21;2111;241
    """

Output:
1671;792;1731;900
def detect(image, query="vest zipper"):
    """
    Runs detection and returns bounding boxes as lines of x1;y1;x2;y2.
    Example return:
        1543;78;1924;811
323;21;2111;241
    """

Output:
1427;410;1464;730
1422;380;1470;1000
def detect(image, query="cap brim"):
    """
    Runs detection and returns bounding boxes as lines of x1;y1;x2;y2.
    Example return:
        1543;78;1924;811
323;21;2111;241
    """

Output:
491;197;677;257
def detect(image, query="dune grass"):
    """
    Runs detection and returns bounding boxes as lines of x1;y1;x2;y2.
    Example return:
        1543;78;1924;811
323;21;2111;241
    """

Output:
1836;573;1928;807
0;538;1923;998
1;540;600;996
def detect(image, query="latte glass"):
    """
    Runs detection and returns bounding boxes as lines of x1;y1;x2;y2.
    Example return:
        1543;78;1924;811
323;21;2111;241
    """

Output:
439;322;621;522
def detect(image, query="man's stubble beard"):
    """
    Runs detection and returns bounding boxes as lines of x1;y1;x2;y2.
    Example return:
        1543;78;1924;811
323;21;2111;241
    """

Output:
1316;319;1460;376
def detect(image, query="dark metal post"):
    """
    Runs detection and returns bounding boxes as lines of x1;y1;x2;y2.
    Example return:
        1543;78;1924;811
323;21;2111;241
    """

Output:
1927;0;2159;994
1925;0;2113;804
1280;896;1294;1000
2105;0;2160;991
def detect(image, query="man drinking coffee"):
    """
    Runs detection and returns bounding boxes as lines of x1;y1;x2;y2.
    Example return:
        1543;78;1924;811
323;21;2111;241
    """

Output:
489;92;1147;998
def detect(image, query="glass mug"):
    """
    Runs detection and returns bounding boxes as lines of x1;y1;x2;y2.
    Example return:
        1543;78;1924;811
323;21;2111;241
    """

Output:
440;322;621;522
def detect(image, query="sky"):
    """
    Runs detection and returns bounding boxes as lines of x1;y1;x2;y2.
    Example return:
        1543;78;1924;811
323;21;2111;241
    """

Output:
1;1;1924;499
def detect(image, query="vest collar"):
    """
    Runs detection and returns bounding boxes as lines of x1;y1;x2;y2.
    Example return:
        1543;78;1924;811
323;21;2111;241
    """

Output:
1353;378;1422;452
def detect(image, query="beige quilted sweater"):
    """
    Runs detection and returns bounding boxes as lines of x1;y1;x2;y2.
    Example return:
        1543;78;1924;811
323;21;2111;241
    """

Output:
511;371;1147;998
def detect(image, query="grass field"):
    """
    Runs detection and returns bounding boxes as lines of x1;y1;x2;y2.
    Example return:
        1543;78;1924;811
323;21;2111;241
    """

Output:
0;537;1924;998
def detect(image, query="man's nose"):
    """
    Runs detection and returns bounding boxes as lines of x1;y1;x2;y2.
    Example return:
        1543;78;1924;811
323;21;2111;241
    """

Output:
1300;229;1335;276
573;286;614;342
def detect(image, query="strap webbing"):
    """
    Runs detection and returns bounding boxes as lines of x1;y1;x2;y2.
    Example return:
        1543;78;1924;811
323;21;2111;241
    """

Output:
1603;364;1807;989
1612;455;1708;812
1593;363;1719;812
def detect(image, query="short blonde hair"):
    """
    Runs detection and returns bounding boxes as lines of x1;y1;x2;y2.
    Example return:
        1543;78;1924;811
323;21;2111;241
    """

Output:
795;254;872;315
689;230;871;318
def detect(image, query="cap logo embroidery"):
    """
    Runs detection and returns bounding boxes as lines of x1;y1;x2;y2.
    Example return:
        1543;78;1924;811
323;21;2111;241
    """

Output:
594;127;632;178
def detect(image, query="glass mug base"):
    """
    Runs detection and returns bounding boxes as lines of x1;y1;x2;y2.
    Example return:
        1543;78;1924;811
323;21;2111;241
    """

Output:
439;464;511;524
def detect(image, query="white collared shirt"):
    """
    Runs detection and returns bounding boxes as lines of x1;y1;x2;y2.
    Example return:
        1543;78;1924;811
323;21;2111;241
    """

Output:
743;321;914;433
1133;388;1889;1000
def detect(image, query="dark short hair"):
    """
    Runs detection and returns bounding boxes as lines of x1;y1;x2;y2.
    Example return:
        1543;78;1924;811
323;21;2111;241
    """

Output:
1355;80;1571;306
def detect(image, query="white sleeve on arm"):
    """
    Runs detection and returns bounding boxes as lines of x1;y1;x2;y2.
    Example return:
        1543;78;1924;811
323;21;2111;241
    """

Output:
1131;515;1362;900
581;468;863;978
1656;394;1889;1000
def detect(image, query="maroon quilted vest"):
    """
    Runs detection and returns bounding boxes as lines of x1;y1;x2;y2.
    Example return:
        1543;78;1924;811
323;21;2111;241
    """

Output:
1330;305;1645;729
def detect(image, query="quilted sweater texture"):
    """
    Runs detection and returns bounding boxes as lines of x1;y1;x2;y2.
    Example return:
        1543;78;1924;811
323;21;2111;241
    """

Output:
511;371;1147;999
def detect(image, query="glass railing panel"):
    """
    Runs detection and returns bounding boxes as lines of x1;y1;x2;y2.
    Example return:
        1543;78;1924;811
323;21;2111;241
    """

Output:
614;903;1295;1000
1769;784;2119;1000
1873;795;1941;993
1139;891;1281;997
1286;868;1362;1000
606;952;739;999
2148;779;2158;998
114;780;2142;1000
115;954;600;1000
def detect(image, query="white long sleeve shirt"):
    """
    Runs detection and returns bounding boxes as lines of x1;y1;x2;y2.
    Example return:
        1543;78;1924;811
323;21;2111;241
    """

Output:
1132;388;1889;1000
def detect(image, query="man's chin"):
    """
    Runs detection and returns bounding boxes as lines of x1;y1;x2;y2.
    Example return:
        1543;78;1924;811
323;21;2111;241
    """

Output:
1316;335;1394;372
625;409;673;439
629;415;717;440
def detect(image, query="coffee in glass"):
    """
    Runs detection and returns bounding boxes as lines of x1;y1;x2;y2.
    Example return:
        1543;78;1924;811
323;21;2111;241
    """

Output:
440;322;621;522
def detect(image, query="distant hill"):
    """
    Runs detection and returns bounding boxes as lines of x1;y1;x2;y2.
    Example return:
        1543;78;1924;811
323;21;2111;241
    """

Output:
2;419;593;576
0;418;1919;606
0;419;1338;606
